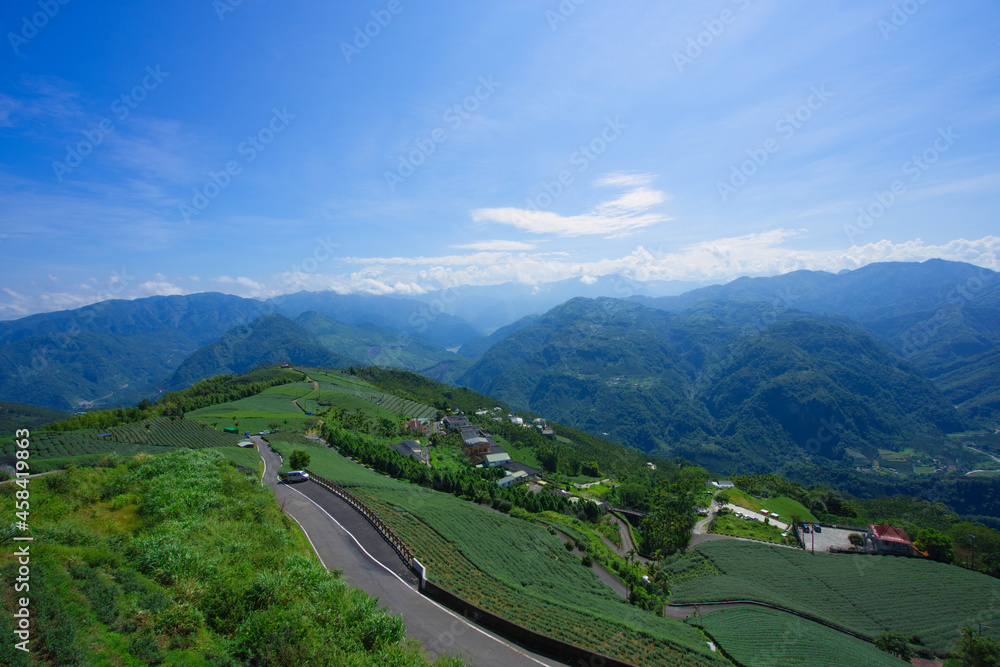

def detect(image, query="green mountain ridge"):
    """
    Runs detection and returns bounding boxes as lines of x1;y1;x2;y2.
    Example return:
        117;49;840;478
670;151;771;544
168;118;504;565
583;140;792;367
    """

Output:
458;297;964;473
164;314;360;391
294;310;462;371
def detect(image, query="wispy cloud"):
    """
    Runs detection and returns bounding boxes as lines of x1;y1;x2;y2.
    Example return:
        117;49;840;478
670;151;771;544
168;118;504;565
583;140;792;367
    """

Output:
216;276;265;291
450;240;537;251
593;173;657;188
471;173;673;237
279;232;1000;295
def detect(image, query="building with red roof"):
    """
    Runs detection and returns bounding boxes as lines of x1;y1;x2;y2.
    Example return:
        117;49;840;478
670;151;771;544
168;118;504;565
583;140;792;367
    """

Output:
870;524;922;557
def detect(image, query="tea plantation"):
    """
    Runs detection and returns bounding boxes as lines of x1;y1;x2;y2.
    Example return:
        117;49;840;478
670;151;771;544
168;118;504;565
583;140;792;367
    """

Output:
666;540;1000;654
693;606;909;667
269;439;725;667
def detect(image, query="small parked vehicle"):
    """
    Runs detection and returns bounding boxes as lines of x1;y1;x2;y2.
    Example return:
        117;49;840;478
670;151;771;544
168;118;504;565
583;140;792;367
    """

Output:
284;470;309;483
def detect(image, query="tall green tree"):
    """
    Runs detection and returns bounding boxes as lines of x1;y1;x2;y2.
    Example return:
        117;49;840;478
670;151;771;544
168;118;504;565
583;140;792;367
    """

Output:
874;632;911;661
955;626;1000;666
915;528;954;563
289;450;311;470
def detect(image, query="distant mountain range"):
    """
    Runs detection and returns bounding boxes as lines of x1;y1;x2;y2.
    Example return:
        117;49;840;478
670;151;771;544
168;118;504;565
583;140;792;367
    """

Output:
0;291;480;410
1;260;996;458
632;259;1000;426
456;296;966;472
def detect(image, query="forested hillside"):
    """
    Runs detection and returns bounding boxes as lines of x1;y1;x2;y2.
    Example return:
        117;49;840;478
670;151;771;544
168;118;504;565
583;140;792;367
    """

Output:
164;314;359;390
459;297;964;473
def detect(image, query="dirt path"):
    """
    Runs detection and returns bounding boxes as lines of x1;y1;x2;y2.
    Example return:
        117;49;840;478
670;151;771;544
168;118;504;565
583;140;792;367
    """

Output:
693;497;718;535
545;525;628;598
607;512;650;564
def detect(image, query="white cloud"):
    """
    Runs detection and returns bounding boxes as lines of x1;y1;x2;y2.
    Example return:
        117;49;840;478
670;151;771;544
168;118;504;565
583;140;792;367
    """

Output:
285;232;1000;296
139;280;184;296
450;240;537;251
471;173;673;237
216;276;265;290
593;172;657;188
470;207;670;237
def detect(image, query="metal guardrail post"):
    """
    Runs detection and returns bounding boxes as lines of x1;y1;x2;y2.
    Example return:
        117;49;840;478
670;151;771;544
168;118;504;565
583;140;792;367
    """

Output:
305;469;414;566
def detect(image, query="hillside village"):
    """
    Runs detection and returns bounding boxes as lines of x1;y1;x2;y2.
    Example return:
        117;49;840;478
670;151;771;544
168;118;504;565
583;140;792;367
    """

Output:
399;408;547;488
389;406;931;563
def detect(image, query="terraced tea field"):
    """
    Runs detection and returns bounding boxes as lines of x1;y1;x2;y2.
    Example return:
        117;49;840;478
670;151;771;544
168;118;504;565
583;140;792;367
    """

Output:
667;540;1000;654
694;606;908;666
268;439;724;666
7;417;241;459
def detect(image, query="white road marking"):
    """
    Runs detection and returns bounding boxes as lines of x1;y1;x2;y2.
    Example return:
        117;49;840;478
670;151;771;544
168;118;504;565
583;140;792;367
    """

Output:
276;466;553;666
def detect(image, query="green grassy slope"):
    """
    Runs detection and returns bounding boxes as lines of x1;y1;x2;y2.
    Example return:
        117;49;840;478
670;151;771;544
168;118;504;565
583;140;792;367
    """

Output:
0;449;464;666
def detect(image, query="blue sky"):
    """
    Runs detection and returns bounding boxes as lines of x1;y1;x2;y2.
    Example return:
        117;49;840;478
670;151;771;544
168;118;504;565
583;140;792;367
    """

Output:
1;0;998;318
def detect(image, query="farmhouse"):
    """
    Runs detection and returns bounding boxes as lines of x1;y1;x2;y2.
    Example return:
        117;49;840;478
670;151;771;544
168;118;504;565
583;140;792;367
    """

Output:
501;460;541;480
497;470;528;487
483;452;512;467
465;437;491;456
390;439;429;465
443;414;470;431
870;524;922;556
712;481;735;489
406;418;437;435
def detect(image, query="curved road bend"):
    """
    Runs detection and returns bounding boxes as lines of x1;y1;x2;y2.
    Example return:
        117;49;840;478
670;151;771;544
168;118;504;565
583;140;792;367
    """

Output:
256;439;566;667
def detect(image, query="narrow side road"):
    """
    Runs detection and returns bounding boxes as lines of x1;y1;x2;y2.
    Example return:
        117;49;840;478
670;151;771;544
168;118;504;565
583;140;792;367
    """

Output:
256;438;565;667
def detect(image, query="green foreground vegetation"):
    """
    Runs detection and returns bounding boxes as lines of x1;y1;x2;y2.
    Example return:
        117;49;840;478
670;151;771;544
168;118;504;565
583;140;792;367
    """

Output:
10;365;1000;665
0;449;464;666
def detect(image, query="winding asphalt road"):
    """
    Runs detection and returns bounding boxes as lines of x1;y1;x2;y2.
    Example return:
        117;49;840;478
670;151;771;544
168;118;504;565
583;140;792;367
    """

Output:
256;438;565;667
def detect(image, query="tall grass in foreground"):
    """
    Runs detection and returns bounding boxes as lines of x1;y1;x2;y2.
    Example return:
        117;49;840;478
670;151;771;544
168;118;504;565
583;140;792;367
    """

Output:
0;449;466;666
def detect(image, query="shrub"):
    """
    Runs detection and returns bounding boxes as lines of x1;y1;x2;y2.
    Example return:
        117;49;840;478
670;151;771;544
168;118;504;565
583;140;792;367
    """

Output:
289;450;310;470
509;506;531;520
155;603;205;636
128;633;164;665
